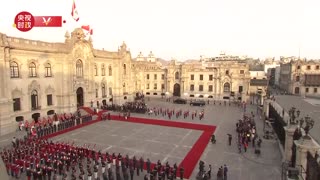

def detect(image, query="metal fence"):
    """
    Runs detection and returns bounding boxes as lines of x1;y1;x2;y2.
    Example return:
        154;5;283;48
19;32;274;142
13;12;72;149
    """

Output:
268;104;286;147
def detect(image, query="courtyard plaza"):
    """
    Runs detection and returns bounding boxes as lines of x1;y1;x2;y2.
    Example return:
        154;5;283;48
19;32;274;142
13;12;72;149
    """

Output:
0;97;282;180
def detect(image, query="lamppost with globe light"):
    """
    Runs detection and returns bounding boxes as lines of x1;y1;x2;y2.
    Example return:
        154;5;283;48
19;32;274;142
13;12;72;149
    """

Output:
299;115;315;139
288;107;300;125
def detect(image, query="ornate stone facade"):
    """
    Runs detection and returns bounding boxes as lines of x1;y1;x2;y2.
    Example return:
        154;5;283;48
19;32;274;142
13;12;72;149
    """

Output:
279;60;320;97
0;29;252;135
0;28;133;135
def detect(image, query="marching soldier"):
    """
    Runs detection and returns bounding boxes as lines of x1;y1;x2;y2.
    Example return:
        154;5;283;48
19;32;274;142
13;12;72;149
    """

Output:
179;166;184;180
139;157;144;172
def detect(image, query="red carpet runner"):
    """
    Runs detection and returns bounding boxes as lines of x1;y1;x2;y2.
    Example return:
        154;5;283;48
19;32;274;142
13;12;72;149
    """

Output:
42;109;216;179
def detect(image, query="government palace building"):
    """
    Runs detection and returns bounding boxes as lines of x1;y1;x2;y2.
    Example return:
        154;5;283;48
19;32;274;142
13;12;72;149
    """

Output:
0;28;257;135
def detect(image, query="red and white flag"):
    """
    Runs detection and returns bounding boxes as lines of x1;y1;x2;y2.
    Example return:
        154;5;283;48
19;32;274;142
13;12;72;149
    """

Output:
81;25;93;35
71;0;79;22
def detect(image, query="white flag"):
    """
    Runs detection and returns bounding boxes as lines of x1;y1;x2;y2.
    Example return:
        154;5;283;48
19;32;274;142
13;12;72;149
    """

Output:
71;0;79;22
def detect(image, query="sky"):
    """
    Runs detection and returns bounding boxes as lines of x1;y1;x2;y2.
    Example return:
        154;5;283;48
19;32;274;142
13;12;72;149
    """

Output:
1;0;320;61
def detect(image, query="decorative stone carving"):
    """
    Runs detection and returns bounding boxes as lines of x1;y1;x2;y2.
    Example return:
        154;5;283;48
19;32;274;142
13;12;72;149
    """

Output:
45;85;55;94
71;28;86;41
28;80;40;93
12;87;23;98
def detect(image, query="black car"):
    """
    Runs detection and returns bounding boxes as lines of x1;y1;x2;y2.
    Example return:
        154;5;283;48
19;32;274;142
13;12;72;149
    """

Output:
190;100;206;106
173;98;187;104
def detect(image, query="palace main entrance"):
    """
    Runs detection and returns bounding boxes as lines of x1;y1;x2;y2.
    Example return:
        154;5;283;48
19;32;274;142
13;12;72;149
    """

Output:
173;83;181;97
76;87;84;107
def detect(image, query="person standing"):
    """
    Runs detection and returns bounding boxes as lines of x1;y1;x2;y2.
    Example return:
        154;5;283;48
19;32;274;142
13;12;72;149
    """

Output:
208;164;212;179
228;134;232;146
223;165;228;180
179;166;184;180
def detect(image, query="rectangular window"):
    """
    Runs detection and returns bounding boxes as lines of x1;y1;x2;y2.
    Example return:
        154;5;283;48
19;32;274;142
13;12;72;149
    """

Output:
47;94;53;106
305;88;309;93
190;74;194;80
13;98;21;111
161;74;165;80
209;75;213;81
307;65;311;70
314;88;318;93
95;89;98;98
316;65;319;70
190;84;194;91
208;85;213;92
199;85;203;91
240;70;244;74
45;67;52;77
146;84;150;89
154;74;157;80
154;83;157;90
239;86;243;93
147;74;150;80
200;75;203;81
161;84;165;90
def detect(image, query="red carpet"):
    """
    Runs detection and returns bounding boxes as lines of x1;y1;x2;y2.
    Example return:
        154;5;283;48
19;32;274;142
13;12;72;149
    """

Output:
42;111;216;179
79;106;96;115
110;115;216;179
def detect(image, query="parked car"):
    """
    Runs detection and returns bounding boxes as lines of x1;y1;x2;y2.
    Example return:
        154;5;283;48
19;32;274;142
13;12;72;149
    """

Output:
173;98;187;104
190;100;206;106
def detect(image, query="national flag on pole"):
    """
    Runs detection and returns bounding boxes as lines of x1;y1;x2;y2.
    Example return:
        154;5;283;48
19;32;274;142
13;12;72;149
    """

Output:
71;0;79;22
81;25;93;35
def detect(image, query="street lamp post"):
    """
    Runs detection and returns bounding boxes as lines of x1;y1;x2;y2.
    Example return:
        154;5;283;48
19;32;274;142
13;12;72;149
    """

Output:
288;107;300;125
299;115;315;139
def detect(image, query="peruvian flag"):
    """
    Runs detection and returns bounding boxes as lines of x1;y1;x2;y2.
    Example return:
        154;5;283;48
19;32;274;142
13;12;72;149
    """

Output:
71;0;80;22
81;25;93;35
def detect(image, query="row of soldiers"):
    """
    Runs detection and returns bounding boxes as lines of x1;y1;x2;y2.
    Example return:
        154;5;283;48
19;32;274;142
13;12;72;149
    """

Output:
2;136;187;180
147;107;205;121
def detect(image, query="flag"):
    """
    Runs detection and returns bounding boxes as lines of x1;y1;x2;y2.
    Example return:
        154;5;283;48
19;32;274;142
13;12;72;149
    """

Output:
81;25;93;35
71;0;79;21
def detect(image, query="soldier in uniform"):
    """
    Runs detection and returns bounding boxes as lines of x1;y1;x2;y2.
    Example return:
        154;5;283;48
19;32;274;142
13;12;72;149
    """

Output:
179;166;184;180
102;159;106;173
132;156;137;170
139;157;144;172
94;164;99;179
26;167;32;180
146;158;151;174
129;167;134;180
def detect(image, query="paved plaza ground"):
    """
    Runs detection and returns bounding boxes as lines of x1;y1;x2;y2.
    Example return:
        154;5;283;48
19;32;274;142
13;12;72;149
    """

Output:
0;97;283;180
272;94;320;144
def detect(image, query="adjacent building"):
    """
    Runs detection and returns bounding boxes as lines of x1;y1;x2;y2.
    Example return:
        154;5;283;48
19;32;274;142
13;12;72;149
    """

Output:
279;60;320;97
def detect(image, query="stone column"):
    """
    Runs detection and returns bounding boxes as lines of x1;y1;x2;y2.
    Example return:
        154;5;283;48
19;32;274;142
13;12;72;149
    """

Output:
294;136;320;180
284;124;299;162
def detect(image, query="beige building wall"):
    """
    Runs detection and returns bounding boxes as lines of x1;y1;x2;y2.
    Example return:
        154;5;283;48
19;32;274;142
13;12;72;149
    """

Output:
0;28;133;135
0;29;254;135
280;60;320;97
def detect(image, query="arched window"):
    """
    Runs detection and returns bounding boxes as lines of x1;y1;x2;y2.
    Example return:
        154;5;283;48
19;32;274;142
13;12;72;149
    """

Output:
123;64;126;75
223;82;231;92
108;65;112;76
29;62;37;77
175;72;179;80
10;61;19;78
76;60;83;77
31;90;39;110
101;64;105;76
102;84;106;97
94;64;98;76
45;63;52;77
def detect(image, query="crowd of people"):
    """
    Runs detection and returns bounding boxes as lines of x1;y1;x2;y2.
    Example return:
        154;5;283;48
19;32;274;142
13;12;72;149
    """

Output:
146;107;205;121
235;112;262;154
1;136;187;180
103;102;147;114
197;161;228;180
